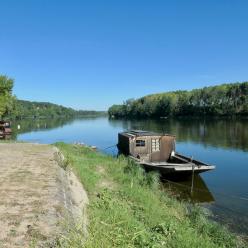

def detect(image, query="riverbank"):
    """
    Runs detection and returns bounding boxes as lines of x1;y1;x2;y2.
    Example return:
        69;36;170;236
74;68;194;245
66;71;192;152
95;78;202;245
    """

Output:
56;143;246;248
0;143;88;248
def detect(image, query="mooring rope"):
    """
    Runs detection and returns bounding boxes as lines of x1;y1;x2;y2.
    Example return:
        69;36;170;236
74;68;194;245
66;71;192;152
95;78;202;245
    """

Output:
102;144;117;150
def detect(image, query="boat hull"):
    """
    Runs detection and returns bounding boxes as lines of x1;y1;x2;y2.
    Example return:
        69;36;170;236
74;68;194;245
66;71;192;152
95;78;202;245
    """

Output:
141;163;215;176
129;153;215;177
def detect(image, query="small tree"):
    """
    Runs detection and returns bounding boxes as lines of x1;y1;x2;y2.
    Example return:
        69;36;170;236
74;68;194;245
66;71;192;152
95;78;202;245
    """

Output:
0;75;14;119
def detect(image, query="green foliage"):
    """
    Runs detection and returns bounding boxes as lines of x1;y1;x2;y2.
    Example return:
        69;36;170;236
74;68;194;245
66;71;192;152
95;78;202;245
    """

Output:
11;100;106;119
108;104;128;118
0;75;15;119
55;143;245;248
108;82;248;118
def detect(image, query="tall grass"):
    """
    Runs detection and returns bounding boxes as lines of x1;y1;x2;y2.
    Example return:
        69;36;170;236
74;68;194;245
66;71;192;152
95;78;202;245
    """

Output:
55;143;245;248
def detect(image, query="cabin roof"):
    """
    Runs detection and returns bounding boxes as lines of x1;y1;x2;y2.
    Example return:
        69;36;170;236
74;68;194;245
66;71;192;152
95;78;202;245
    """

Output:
120;130;174;138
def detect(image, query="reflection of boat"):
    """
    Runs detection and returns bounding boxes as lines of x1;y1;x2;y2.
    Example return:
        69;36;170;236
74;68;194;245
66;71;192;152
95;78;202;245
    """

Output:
0;121;12;138
163;174;215;203
117;130;215;176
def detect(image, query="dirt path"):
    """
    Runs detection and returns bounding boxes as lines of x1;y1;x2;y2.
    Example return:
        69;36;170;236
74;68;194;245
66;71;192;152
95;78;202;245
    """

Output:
0;143;88;248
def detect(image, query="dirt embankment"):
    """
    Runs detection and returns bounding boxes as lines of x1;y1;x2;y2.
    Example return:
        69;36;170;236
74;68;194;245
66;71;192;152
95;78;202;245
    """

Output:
0;143;88;248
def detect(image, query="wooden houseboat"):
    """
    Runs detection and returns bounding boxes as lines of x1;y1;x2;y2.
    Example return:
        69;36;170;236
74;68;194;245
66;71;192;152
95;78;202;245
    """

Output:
117;130;215;176
0;121;12;138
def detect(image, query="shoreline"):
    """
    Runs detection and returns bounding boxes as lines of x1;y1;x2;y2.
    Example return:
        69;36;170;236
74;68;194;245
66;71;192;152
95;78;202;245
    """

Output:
56;143;246;247
0;141;246;247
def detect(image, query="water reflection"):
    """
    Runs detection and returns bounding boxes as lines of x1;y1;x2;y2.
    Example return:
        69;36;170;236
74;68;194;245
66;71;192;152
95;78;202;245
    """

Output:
9;117;248;152
109;118;248;152
162;174;215;203
10;117;76;139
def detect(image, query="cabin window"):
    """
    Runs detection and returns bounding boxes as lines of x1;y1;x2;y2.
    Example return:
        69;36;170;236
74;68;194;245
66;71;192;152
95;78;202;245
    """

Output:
151;139;160;152
136;140;146;147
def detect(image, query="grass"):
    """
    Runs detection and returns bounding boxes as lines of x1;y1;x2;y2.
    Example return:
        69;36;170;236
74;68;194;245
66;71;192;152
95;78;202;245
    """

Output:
55;143;245;248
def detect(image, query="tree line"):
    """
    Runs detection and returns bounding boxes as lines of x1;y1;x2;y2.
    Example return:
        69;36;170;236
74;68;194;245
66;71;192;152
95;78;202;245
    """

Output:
0;75;105;120
108;82;248;118
13;101;106;119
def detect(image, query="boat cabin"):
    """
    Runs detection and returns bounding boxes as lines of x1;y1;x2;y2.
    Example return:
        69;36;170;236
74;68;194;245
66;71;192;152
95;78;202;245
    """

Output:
118;130;175;162
118;130;215;176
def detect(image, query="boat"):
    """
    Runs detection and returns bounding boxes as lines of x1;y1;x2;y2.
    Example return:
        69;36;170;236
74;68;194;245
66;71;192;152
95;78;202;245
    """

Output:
117;130;215;176
0;121;12;138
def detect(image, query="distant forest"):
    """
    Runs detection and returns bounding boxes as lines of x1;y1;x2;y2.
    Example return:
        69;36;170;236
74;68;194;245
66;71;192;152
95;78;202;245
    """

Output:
12;100;106;119
108;82;248;118
0;75;105;120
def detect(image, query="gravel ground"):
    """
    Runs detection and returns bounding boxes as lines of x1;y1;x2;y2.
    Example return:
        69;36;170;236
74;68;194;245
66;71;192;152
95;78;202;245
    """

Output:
0;143;88;248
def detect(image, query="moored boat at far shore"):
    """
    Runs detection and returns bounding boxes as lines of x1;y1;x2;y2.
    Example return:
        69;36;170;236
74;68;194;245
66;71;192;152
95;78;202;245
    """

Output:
0;121;12;138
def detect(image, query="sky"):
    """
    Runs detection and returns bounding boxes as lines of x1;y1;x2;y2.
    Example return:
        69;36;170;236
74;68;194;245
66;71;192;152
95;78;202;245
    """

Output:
0;0;247;110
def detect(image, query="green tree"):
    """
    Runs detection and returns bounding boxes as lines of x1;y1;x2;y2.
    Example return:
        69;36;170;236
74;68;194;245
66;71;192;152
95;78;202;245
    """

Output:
108;81;248;118
0;75;14;119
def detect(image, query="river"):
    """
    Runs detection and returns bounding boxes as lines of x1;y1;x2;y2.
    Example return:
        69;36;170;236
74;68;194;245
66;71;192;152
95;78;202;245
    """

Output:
7;117;248;236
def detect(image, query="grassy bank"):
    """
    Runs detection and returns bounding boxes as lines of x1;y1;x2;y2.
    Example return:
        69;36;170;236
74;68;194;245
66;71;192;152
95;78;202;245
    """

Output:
55;143;245;248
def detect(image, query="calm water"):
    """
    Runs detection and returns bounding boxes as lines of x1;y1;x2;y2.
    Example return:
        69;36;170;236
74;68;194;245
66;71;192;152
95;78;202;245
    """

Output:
8;117;248;236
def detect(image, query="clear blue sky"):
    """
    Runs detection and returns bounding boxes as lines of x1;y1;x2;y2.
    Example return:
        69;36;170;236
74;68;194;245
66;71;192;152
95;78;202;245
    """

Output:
0;0;247;110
